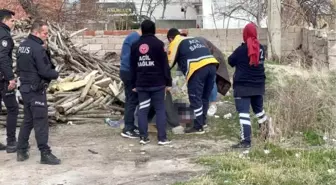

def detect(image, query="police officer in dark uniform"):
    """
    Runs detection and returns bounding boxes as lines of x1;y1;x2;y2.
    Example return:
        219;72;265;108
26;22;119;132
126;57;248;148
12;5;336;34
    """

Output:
16;20;60;165
0;9;19;153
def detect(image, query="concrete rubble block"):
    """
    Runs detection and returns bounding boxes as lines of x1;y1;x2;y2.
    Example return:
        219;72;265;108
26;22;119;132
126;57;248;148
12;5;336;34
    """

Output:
260;39;268;45
281;41;294;52
328;32;336;41
88;44;102;51
328;55;336;70
81;45;90;51
328;41;336;55
212;41;221;48
85;38;96;44
102;44;115;50
286;26;296;33
95;30;104;36
71;38;82;44
188;29;201;36
258;28;268;35
108;37;124;44
95;37;109;44
114;44;123;50
218;30;228;36
315;38;328;47
94;50;106;57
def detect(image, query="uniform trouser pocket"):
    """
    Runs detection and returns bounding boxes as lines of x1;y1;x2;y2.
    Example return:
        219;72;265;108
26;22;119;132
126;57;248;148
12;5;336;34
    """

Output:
1;83;18;143
31;94;50;151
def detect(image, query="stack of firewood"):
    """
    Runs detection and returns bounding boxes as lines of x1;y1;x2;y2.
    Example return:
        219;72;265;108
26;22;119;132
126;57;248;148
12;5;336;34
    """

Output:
0;19;125;126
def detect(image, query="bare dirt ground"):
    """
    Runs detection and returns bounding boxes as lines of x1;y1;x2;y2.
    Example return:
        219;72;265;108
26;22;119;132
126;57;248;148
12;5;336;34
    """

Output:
0;123;233;185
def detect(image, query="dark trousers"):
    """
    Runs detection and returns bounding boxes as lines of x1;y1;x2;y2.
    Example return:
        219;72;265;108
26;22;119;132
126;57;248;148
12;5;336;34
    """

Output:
0;81;19;143
137;86;166;141
234;95;267;143
187;64;216;130
17;89;50;152
120;70;138;132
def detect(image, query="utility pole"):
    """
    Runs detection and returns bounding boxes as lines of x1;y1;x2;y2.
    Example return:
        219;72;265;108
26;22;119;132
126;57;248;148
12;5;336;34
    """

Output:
333;0;336;31
267;0;281;60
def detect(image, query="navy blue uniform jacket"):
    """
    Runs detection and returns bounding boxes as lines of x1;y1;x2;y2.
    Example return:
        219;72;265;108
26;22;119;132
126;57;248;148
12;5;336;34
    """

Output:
130;34;172;88
0;22;15;81
228;43;266;97
16;34;58;88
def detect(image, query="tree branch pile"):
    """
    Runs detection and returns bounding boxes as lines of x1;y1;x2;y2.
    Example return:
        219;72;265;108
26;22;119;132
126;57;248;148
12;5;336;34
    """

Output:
0;19;125;126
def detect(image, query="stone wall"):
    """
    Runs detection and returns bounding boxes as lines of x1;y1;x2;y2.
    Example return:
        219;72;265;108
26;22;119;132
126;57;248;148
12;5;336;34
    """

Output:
71;27;333;68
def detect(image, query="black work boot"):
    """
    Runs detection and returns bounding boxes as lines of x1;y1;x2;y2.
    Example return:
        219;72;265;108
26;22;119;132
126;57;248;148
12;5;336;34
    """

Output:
40;151;61;165
0;142;6;150
231;141;251;149
6;141;17;153
17;150;29;162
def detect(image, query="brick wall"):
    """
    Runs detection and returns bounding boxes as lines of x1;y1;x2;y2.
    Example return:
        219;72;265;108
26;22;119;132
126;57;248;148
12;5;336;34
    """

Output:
71;27;332;68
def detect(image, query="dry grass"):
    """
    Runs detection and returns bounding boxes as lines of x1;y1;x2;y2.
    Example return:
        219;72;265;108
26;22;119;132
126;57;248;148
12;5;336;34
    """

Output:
265;64;336;139
174;63;336;185
174;144;336;185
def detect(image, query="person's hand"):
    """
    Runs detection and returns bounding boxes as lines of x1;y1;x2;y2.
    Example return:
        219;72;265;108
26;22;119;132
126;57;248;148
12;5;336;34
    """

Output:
165;86;171;91
132;88;137;92
8;79;16;90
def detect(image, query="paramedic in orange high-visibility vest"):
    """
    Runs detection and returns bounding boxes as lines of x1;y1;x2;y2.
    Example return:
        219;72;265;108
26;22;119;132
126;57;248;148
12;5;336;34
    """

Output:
167;28;219;134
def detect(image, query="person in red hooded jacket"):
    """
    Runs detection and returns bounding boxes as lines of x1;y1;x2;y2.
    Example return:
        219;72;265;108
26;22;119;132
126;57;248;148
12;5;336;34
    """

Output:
228;23;269;149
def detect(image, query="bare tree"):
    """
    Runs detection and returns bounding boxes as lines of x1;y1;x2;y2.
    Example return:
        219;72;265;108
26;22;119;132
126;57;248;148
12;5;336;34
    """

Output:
138;0;163;20
161;0;172;19
213;0;267;28
282;0;335;28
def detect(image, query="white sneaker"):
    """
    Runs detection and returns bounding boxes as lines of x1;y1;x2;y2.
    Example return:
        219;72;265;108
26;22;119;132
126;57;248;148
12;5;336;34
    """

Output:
158;140;172;145
207;104;217;116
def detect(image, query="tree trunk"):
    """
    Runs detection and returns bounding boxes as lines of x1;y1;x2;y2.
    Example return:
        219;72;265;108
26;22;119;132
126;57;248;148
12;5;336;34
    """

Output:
139;0;145;16
162;0;167;19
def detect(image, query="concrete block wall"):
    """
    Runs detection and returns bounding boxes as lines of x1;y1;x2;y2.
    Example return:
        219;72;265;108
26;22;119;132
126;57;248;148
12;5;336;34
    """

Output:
301;28;329;66
281;27;303;55
186;28;268;53
72;28;303;55
71;27;331;67
328;32;336;70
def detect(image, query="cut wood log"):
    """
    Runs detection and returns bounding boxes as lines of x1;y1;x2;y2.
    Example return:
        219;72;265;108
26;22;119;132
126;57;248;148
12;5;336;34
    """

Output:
79;75;95;102
94;77;112;88
70;28;88;37
56;97;80;113
65;97;94;115
11;19;125;126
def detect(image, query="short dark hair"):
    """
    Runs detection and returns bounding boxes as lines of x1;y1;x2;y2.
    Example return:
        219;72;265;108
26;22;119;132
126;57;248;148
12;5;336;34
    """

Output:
141;19;155;35
167;28;180;40
30;20;48;32
0;9;15;22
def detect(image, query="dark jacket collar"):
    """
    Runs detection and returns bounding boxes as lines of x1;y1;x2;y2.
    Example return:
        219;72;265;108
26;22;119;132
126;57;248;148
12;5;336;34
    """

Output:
141;33;155;37
28;34;44;45
0;22;10;32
